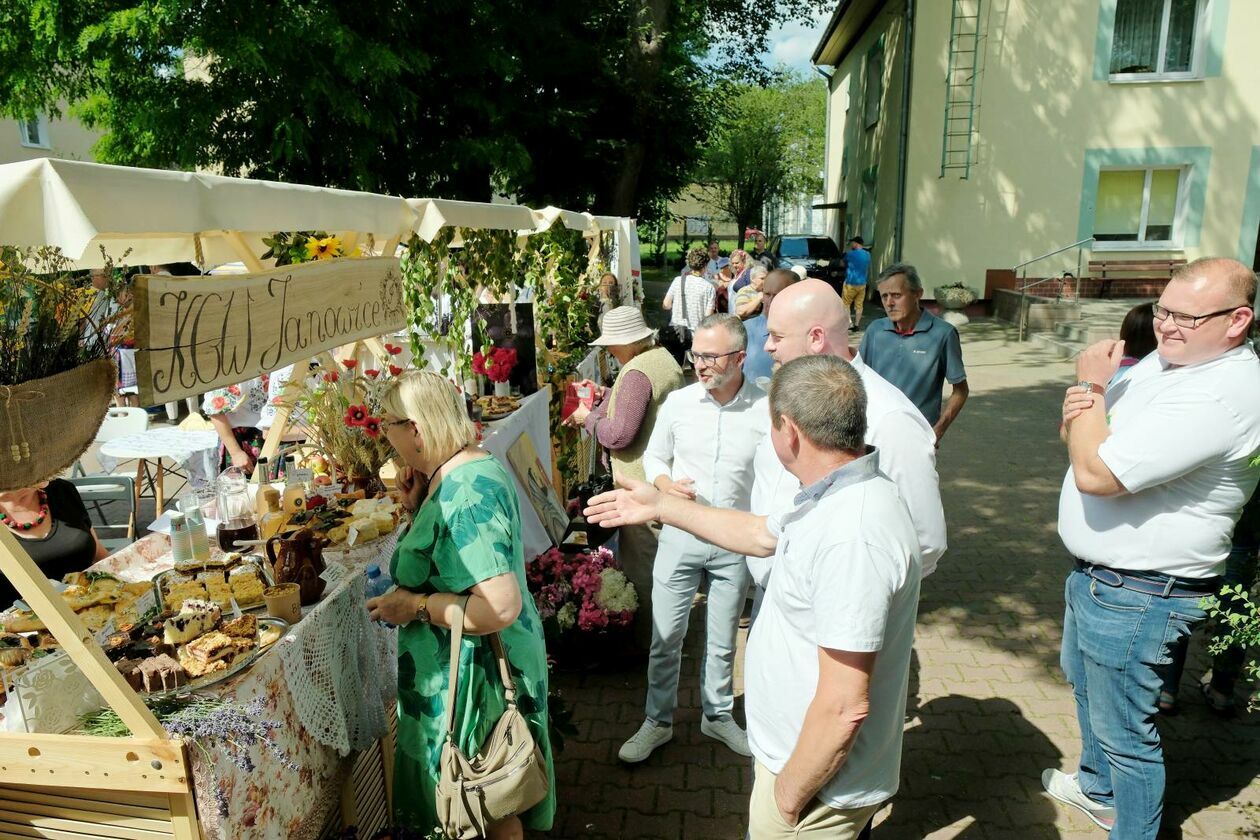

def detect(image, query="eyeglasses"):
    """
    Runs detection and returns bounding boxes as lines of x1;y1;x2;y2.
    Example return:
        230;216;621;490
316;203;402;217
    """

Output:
686;349;742;366
1152;303;1249;329
384;418;412;429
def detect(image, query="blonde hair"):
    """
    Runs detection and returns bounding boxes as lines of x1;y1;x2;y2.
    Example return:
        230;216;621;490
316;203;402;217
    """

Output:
379;370;478;456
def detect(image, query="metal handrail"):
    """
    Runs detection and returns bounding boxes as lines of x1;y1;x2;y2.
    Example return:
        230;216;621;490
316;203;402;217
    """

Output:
1015;237;1094;341
1014;237;1094;272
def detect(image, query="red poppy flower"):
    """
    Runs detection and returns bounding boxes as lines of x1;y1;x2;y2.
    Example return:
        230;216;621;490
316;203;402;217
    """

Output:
344;404;369;426
365;368;380;379
388;364;403;376
385;343;403;356
362;417;382;438
342;359;358;370
322;371;339;383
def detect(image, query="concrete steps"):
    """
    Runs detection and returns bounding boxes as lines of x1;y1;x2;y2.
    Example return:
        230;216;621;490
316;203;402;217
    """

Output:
1028;300;1132;358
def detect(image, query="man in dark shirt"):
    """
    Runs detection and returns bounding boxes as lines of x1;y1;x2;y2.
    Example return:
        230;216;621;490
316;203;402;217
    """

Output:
859;263;969;444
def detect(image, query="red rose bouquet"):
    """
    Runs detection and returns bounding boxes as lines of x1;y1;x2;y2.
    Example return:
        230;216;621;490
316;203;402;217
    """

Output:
472;346;518;384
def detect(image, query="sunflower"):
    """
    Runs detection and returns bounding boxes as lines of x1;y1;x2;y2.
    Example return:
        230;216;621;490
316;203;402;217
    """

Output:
304;235;342;261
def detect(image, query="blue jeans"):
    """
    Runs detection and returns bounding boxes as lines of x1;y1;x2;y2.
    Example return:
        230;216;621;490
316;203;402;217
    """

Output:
1161;544;1257;698
1061;566;1207;840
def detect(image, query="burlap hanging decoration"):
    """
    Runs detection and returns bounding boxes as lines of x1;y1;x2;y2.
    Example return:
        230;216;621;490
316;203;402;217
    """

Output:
0;359;116;492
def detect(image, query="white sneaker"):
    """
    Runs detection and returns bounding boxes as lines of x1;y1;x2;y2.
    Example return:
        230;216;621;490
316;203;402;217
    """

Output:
701;715;751;757
1041;768;1114;831
618;719;673;763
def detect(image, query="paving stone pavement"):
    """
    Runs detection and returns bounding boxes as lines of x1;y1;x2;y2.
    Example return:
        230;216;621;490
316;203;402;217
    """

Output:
534;319;1260;839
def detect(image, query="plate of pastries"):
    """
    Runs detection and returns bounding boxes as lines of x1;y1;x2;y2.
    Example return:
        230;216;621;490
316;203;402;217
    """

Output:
154;553;270;613
105;603;289;696
0;572;154;636
475;394;521;420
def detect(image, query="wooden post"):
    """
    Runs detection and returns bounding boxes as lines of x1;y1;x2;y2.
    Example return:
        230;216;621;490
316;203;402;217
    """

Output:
0;529;165;738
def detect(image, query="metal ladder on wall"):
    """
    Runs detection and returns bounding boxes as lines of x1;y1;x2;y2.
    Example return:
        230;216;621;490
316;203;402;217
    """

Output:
940;0;982;178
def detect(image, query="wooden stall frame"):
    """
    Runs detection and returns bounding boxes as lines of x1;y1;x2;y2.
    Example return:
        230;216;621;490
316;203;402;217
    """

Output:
0;527;202;839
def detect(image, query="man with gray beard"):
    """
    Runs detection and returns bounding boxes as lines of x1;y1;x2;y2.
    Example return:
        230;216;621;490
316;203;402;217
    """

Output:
617;313;769;763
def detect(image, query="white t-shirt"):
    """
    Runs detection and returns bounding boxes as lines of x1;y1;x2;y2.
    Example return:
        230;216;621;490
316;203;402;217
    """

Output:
746;450;921;810
666;273;716;332
1058;344;1260;578
748;354;946;583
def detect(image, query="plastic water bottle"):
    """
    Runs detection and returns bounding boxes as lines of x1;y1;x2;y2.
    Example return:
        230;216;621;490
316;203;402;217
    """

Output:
364;564;393;599
365;564;395;627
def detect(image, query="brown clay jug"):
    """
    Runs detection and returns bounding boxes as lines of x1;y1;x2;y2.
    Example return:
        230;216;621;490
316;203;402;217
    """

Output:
266;528;328;606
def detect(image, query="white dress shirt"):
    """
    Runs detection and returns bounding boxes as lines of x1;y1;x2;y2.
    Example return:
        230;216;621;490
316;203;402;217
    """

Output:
749;353;947;583
643;376;768;512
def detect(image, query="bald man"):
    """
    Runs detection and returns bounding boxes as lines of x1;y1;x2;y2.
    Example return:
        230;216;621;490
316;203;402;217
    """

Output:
1045;258;1260;836
754;279;946;582
760;268;799;317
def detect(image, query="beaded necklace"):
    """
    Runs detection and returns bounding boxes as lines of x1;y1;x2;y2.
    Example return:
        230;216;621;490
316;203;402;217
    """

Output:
0;490;49;532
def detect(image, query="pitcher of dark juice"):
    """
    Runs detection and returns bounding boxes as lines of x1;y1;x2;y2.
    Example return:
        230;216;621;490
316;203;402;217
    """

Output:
215;467;260;551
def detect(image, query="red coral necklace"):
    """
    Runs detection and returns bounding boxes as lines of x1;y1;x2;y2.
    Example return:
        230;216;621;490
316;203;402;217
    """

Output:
0;490;49;532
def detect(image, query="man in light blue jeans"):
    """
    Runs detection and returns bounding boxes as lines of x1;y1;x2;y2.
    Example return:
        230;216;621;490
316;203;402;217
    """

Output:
1053;258;1260;838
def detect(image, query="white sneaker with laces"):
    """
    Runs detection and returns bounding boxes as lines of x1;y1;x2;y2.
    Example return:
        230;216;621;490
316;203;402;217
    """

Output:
618;719;673;763
1041;768;1115;831
701;715;751;757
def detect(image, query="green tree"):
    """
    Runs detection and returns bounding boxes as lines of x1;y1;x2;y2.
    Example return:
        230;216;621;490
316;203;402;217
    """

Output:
0;1;827;222
693;74;826;247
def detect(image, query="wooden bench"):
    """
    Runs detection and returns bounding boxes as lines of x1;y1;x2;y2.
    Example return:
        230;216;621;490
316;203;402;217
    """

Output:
1087;258;1186;299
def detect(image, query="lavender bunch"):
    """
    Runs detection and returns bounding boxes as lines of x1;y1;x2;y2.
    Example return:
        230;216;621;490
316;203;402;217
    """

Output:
163;695;300;774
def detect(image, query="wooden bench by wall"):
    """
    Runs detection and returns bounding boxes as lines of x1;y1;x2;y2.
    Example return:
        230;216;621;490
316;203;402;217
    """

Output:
1086;257;1187;299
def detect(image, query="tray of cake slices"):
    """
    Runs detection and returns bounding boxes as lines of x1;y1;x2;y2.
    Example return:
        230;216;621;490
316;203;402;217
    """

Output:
104;606;290;696
152;552;270;615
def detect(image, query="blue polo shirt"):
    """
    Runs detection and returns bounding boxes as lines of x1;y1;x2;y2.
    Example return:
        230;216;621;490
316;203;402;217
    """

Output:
845;247;871;286
858;309;966;424
742;313;774;381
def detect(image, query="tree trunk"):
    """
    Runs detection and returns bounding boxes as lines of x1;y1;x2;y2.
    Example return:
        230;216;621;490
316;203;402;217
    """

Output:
609;0;671;217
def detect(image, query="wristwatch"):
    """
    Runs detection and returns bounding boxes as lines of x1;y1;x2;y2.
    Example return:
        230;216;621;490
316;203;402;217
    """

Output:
1076;380;1104;396
414;594;432;624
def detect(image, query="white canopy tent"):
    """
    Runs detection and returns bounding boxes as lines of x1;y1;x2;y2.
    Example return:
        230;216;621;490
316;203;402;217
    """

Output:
0;158;639;284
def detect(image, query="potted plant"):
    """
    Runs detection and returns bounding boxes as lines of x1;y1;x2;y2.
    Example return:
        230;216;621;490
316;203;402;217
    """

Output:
933;281;978;310
0;246;125;492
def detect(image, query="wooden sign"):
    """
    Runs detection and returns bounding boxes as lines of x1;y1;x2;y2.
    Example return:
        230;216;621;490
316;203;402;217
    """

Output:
134;257;406;404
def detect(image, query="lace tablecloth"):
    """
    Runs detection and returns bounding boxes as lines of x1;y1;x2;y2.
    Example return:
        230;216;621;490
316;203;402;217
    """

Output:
80;531;401;839
98;428;220;489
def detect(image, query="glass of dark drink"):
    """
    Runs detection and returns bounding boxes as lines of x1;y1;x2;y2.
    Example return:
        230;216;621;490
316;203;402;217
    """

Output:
217;519;260;552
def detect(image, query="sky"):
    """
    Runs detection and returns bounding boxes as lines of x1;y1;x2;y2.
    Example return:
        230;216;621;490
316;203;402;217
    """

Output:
764;8;833;74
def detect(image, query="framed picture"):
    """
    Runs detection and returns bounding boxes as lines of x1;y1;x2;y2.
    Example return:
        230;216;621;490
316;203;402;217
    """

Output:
505;431;570;546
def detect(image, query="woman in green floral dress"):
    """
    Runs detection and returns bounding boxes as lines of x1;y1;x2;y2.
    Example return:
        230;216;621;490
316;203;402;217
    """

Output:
367;371;555;839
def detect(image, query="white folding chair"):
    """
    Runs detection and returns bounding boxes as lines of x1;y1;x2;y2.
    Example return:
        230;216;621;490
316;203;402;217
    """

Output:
69;475;137;550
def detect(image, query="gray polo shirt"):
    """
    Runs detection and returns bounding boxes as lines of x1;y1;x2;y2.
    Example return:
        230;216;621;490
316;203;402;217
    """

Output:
858;309;966;424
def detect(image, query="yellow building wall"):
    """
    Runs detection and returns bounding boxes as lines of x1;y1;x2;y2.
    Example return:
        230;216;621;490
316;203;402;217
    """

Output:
0;111;99;165
822;1;908;274
900;0;1260;291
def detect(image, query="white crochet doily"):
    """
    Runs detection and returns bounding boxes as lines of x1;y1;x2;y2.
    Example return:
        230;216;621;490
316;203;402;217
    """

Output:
276;532;399;756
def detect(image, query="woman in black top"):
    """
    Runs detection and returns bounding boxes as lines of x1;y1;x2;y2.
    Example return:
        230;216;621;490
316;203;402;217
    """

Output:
0;480;107;608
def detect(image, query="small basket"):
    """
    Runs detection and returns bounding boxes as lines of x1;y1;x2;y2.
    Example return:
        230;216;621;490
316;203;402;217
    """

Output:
0;358;117;492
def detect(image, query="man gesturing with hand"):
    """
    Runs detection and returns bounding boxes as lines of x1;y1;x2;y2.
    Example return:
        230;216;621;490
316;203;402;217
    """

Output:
589;355;921;839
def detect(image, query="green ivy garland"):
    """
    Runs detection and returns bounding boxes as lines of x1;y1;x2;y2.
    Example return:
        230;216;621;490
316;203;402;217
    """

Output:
399;223;606;493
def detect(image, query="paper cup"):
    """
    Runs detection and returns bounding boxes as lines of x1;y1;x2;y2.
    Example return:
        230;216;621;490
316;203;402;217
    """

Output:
264;583;302;623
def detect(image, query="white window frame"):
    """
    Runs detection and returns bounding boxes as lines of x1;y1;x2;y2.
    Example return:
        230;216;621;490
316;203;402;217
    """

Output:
1109;0;1210;83
1092;165;1188;251
17;115;50;149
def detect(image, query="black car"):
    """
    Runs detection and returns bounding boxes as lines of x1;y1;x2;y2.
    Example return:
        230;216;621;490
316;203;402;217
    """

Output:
769;234;845;293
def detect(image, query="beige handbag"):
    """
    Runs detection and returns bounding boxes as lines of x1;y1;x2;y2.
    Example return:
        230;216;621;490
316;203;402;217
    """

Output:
435;596;549;839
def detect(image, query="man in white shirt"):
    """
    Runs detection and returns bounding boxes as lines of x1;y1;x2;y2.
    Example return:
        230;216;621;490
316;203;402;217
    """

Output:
1046;258;1260;838
586;355;921;839
618;314;768;763
756;279;946;580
